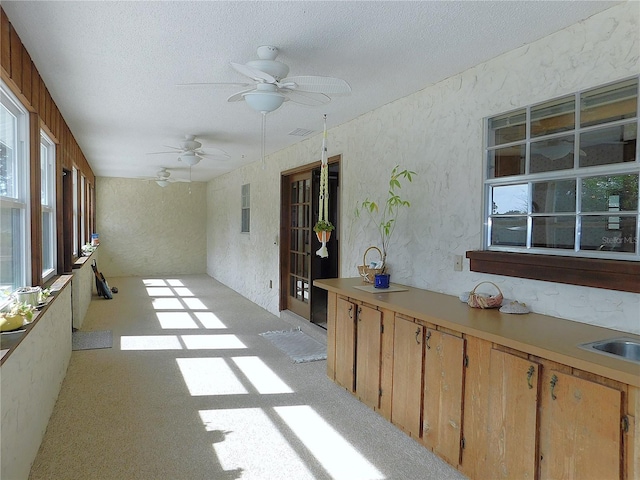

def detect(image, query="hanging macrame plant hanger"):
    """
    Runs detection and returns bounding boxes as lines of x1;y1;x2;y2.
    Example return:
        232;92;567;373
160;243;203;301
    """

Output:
316;115;331;258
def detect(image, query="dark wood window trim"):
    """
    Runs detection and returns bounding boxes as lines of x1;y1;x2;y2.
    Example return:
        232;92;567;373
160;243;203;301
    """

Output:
466;250;640;293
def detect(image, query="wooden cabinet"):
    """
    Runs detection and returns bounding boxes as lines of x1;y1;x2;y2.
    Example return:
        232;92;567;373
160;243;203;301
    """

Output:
355;304;382;409
334;296;357;391
539;368;624;480
391;314;424;438
422;328;466;467
321;282;637;480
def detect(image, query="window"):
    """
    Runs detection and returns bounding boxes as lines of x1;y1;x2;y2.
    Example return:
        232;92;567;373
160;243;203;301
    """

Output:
241;183;250;233
0;82;30;303
484;77;639;262
72;167;78;256
80;174;85;247
41;131;56;281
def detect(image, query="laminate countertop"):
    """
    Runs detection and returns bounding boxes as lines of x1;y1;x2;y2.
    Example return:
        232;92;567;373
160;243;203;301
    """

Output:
314;277;640;387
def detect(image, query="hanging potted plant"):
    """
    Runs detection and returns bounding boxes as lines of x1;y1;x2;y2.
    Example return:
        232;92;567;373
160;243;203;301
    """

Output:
356;165;416;279
313;219;335;243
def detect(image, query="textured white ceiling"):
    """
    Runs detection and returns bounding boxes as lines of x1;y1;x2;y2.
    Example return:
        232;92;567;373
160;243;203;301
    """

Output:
2;1;623;182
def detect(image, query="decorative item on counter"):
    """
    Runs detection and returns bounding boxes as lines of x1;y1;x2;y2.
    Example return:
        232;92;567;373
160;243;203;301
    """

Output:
499;301;531;314
357;246;386;283
374;273;391;289
355;164;416;276
459;291;470;303
467;281;504;309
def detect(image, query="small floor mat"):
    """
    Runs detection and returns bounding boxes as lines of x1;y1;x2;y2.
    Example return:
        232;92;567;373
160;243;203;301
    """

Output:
72;330;113;351
260;328;326;363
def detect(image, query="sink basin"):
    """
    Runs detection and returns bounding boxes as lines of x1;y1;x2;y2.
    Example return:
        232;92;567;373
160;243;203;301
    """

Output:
579;337;640;364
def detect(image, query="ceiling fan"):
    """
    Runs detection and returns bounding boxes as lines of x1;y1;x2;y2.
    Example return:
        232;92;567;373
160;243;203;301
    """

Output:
140;168;190;187
148;134;229;166
223;45;352;113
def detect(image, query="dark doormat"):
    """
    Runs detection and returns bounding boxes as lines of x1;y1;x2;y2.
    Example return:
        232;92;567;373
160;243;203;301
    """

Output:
72;330;113;351
260;328;326;363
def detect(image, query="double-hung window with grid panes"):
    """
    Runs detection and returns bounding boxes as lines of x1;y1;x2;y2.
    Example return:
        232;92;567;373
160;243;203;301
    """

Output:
0;82;30;304
484;77;639;261
41;131;56;281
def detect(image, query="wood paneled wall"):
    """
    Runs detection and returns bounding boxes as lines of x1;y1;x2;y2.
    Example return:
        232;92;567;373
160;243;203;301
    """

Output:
1;6;95;282
0;6;94;183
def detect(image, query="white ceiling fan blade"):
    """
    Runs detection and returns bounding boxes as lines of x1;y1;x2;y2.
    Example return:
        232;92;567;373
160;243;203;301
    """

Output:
176;82;252;88
280;76;351;95
147;150;179;155
227;87;256;102
231;62;276;83
169;178;191;183
281;89;331;106
197;151;230;159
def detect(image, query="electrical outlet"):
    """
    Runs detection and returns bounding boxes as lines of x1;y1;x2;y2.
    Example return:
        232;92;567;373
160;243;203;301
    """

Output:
454;255;463;272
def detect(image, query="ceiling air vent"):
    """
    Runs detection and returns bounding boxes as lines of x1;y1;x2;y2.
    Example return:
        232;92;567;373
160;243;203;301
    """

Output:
288;128;314;137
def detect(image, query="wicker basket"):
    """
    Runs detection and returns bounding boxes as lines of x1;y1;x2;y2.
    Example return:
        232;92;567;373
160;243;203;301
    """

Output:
467;281;504;309
357;246;386;283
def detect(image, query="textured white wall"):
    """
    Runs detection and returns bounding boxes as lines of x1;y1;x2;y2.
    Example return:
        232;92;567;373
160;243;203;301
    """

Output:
71;250;98;329
207;2;640;334
96;178;207;277
1;284;72;480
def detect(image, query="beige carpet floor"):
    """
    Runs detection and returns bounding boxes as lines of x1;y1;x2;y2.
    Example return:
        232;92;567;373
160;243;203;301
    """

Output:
29;274;467;480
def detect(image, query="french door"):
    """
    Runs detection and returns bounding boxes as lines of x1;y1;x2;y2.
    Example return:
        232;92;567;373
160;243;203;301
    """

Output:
285;172;312;319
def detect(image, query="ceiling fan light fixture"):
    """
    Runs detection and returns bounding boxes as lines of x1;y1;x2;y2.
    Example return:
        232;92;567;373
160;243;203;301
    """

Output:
180;152;201;166
243;91;285;113
156;179;170;187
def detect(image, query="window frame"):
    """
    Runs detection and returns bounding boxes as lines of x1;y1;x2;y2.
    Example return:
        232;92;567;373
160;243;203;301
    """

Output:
72;166;78;257
40;130;56;281
470;77;640;293
0;81;31;303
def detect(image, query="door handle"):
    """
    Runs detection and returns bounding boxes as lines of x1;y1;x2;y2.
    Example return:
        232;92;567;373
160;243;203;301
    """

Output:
527;365;535;389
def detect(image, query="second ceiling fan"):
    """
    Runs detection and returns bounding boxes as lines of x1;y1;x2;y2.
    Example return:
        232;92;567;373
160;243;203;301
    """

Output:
148;134;229;166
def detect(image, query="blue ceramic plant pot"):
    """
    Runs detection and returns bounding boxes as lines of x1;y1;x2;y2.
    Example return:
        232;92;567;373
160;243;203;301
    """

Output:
374;273;390;289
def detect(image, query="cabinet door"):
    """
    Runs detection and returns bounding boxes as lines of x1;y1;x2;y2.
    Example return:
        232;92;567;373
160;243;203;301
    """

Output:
539;369;623;480
356;304;382;410
326;292;337;379
486;349;540;480
334;296;357;392
391;315;424;438
460;335;493;479
422;329;465;467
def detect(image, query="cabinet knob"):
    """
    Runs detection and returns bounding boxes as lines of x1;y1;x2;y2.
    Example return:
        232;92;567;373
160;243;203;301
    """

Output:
416;328;422;345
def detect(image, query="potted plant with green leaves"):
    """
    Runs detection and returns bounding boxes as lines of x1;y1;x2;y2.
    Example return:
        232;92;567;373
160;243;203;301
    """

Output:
356;165;416;279
0;301;36;332
313;219;335;243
